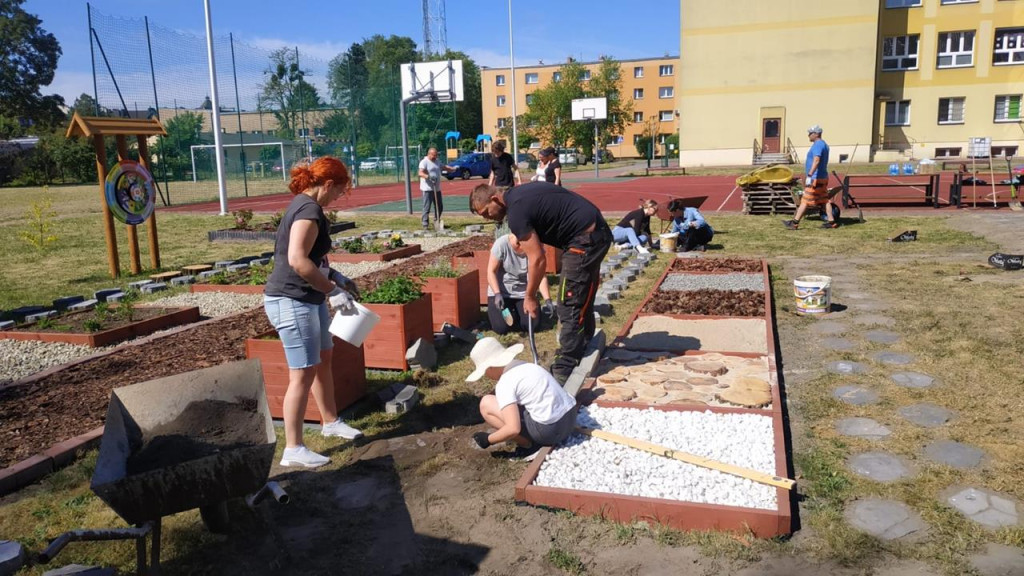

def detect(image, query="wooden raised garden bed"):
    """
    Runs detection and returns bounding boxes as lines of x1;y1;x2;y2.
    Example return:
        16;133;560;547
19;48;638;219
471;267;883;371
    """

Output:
419;269;480;331
0;306;201;348
452;244;562;304
208;221;355;242
328;243;422;263
245;330;367;422
362;294;433;370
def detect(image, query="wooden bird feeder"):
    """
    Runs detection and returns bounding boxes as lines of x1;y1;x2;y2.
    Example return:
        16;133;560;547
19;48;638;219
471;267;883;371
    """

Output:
66;113;168;279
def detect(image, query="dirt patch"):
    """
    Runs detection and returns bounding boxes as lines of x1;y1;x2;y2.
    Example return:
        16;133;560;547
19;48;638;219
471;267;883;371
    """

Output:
671;258;762;273
126;398;262;475
643;289;764;317
623;316;768;354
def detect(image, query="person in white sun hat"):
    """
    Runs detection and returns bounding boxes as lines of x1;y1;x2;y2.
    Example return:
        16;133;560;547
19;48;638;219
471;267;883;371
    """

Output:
467;337;578;454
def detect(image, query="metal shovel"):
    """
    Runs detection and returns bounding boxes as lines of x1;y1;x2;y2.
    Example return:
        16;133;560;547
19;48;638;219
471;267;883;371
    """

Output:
527;314;539;364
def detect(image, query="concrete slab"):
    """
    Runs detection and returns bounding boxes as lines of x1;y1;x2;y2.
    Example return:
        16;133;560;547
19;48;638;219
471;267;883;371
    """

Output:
845;499;928;541
827;360;868;374
227;263;249;272
198;270;220;280
52;296;85;310
891;371;936;388
848;452;915;482
140;282;167;294
822;337;857;351
68;299;99;312
836;417;892;440
0;320;13;331
93;288;121;302
865;330;901;344
924;440;985;470
127;280;152;290
898;403;955;428
213;260;234;269
251;258;271;266
25;310;59;323
969;543;1024;576
872;352;914;365
833;386;880;406
944;487;1021;529
0;540;26;574
170;275;196;286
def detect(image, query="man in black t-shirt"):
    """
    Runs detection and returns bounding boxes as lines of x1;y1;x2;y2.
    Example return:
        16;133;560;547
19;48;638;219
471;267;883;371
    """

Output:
470;181;611;383
487;140;521;189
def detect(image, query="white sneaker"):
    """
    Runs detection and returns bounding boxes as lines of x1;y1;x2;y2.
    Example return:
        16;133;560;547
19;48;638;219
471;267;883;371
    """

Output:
322;418;363;439
280;445;329;468
636;246;650;254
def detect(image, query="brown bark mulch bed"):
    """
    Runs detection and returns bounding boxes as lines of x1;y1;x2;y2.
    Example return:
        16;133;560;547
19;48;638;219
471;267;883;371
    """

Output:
670;258;763;273
0;235;492;471
641;289;765;317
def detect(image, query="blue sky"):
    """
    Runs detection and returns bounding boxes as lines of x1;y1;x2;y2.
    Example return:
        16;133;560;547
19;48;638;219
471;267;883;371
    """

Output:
26;0;680;105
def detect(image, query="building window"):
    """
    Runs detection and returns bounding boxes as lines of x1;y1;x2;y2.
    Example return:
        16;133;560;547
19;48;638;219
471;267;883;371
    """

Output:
525;73;539;84
993;28;1024;65
579;70;591;81
658;64;674;76
497;95;506;107
633;66;644;78
882;35;920;70
633;88;644;99
935;147;962;158
658;86;674;99
633;111;644;123
496;75;505;86
633;134;642;145
525;94;534;105
659;110;674;122
885;100;911;125
994;94;1022;122
941;0;977;4
497;118;506;128
938;97;965;124
886;0;921;7
937;31;975;68
552;71;561;82
992;145;1019;157
610;135;624;145
251;130;262;135
314;127;324;137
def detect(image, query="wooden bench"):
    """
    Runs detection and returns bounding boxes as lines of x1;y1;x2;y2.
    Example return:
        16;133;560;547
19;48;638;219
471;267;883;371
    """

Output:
843;174;942;208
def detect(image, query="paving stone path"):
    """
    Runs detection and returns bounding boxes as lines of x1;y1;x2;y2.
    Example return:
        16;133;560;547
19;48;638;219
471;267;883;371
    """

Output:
864;330;901;344
836;417;892;440
924;440;986;470
969;543;1024;576
821;337;857;351
898;403;956;427
848;452;915;482
827;360;868;375
809;320;846;335
845;499;928;541
833;386;879;406
944;487;1021;528
890;371;937;388
871;351;915;365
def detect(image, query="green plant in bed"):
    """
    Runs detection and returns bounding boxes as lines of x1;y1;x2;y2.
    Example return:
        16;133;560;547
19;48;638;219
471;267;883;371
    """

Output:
361;276;423;305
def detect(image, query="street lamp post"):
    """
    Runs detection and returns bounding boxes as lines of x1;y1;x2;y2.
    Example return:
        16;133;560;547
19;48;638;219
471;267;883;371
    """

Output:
507;0;518;155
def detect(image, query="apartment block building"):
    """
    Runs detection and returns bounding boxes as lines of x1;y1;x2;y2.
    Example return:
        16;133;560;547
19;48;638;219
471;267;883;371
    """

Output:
480;57;679;159
678;0;1023;166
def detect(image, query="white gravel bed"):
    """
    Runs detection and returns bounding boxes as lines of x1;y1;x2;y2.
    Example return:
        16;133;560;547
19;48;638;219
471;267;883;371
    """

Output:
533;405;778;510
146;292;263;317
0;339;99;386
660;273;765;292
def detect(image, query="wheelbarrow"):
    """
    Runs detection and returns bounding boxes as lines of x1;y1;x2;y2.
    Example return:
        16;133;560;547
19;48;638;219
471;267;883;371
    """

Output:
37;359;287;575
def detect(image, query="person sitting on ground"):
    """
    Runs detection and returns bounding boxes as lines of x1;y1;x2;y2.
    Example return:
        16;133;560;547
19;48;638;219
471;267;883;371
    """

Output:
487;232;554;335
668;200;714;252
468;338;578;455
612;199;657;254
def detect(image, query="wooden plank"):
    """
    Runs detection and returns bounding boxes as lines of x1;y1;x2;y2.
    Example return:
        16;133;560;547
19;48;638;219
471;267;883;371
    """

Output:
66;113;166;138
576;427;795;490
93;135;119;278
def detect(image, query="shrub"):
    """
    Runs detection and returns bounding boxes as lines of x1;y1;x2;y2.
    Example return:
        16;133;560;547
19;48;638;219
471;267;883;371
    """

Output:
361;276;423;305
419;258;459;279
269;210;284;229
18;191;59;253
232;209;254;230
339;238;366;254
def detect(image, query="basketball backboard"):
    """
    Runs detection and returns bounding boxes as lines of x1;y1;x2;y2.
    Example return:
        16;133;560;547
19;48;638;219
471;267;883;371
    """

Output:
400;60;464;103
571;97;607;121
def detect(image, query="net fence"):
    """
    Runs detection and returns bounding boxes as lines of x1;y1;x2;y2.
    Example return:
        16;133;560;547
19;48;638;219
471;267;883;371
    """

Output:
88;6;457;207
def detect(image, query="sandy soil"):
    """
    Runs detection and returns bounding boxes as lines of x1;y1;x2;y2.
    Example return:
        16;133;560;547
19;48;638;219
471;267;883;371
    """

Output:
623;316;769;354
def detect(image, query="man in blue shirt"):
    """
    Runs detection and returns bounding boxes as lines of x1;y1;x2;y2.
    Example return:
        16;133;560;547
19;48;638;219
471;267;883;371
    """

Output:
784;125;837;229
668;201;714;252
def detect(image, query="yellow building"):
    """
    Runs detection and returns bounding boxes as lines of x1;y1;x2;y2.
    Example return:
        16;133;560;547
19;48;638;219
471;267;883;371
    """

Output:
480;57;679;159
679;0;1023;166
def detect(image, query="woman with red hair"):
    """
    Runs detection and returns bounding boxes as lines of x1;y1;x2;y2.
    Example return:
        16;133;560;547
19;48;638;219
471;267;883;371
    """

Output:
264;157;363;468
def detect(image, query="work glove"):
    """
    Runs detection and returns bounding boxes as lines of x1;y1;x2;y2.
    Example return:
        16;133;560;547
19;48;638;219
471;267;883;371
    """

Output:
328;286;355;312
328;269;360;299
541;299;554;317
472;431;491;449
805;176;814;186
493;294;506;311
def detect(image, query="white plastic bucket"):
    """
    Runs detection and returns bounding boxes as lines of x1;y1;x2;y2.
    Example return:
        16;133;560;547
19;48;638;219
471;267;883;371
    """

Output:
659;232;679;253
328;302;381;346
793;275;832;315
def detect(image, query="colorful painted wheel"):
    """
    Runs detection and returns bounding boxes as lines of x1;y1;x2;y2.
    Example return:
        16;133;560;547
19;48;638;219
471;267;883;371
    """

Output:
104;160;156;225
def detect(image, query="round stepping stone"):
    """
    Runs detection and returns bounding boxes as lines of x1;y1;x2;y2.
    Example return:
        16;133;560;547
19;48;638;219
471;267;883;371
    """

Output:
833;386;879;406
684;361;728;376
822;337;857;351
852;314;896;327
864;330;901;344
890;372;936;389
810;320;846;335
845;499;928;541
599;386;636;402
924;440;985;469
663;380;692;391
836;417;892;440
597;373;626;384
944;487;1021;528
637;373;668;385
717;378;772;408
970;543;1024;576
848;452;915;482
872;352;914;365
827;360;868;375
898;403;955;428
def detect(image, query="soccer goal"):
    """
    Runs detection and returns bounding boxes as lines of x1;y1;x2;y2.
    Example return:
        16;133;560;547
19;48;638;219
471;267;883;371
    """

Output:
189;142;303;183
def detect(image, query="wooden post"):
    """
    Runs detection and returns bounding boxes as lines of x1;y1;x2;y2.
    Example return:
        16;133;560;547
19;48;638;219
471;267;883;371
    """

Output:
94;135;120;278
136;135;161;269
116;135;142;274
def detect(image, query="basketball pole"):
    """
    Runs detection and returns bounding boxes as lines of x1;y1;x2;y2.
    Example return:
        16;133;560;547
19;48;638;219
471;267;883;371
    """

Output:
593;120;599;179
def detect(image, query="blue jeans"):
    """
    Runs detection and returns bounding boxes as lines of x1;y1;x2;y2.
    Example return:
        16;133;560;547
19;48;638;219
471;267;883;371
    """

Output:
611;226;648;247
264;296;333;369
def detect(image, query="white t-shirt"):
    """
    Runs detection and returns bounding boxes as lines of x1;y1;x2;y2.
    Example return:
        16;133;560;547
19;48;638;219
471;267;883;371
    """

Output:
419;157;442;192
495;362;576;425
487;234;528;298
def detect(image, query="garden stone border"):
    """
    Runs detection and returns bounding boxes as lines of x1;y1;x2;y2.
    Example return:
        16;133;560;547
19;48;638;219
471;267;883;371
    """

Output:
207;221;355;242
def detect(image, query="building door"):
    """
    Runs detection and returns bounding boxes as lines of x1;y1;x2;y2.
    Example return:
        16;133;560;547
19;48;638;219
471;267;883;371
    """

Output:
762;118;781;153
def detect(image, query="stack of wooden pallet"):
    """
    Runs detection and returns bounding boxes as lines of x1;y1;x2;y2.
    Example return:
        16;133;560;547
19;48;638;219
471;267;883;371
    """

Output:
742;183;797;215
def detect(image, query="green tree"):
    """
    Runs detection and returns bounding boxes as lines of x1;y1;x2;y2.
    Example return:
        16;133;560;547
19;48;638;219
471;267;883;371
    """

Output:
0;0;64;125
69;93;111;118
152;111;204;179
259;48;324;139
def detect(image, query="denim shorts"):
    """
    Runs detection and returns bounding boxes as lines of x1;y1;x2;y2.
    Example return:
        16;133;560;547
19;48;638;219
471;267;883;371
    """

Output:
263;296;333;369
